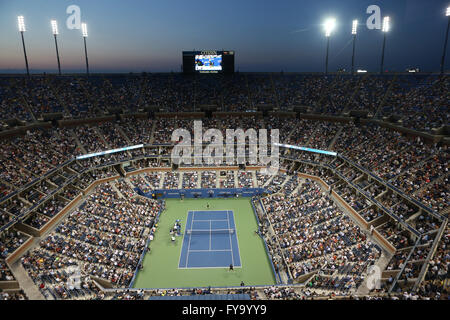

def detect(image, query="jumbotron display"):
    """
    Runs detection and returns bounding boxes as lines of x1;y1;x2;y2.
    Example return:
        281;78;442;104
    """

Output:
195;54;222;71
183;50;235;74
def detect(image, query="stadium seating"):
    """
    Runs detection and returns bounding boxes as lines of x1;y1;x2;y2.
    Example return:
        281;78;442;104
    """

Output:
0;73;448;300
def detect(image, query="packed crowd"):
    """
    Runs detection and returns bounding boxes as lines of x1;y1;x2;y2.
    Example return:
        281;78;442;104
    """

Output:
260;178;382;295
0;73;448;300
21;182;161;299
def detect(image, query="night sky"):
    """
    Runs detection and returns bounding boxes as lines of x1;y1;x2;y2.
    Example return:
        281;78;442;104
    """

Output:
0;0;449;73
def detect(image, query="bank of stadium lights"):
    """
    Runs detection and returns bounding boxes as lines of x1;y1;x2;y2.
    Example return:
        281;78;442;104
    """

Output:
351;20;358;75
380;16;390;74
440;7;450;74
51;20;62;75
323;18;336;74
81;23;90;77
17;16;30;77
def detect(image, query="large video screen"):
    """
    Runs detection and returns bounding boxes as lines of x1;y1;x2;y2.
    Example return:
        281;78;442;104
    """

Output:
195;54;222;71
183;50;234;74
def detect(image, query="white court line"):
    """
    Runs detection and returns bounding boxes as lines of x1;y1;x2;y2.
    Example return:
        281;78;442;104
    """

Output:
185;211;195;268
188;249;232;252
209;220;211;250
178;265;243;270
231;210;243;268
177;210;190;269
226;210;235;266
189;210;227;213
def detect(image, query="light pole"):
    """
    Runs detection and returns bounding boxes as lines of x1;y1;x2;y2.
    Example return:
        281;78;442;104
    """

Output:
440;7;450;74
51;20;62;75
380;16;390;74
81;23;89;77
324;18;336;75
17;16;29;77
351;20;358;75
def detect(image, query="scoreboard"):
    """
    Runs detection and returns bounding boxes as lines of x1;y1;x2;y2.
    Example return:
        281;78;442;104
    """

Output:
183;50;235;74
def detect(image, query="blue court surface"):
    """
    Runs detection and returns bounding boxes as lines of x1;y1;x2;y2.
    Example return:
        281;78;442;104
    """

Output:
178;210;241;269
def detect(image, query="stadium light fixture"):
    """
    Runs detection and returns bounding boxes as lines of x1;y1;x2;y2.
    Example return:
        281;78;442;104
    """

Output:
17;16;29;77
51;19;58;35
324;18;336;74
51;20;62;75
380;16;390;74
382;16;390;32
324;18;336;37
440;7;450;74
352;19;358;35
81;23;89;77
18;15;26;32
351;20;358;75
81;22;88;37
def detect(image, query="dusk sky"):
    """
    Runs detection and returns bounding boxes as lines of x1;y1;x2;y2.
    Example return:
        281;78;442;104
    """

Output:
0;0;449;73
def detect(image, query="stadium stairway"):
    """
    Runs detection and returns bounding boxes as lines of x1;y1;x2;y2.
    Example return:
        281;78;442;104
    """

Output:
48;78;71;117
313;77;339;113
69;129;87;154
197;172;202;188
328;126;343;150
159;172;166;189
341;74;368;115
255;288;267;299
374;75;398;119
93;127;110;149
19;95;37;122
116;123;132;145
251;171;258;188
355;251;391;296
109;181;126;199
216;172;220;188
290;178;306;196
440;206;450;217
148;121;157;144
262;174;275;188
233;171;239;188
278;175;291;190
10;258;46;300
124;178;138;191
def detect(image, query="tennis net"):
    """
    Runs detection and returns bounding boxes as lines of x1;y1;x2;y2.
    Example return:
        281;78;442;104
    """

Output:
186;229;235;235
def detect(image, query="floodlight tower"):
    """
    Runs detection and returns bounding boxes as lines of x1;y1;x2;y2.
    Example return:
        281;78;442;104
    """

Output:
17;16;30;77
324;18;336;75
81;23;89;77
440;7;450;74
51;20;62;75
351;20;358;75
380;16;390;74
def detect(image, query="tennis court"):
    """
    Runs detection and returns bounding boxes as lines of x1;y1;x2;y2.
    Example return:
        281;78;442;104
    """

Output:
133;198;276;288
178;210;241;269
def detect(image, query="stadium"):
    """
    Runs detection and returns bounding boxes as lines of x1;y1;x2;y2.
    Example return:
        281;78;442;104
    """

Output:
0;0;449;304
